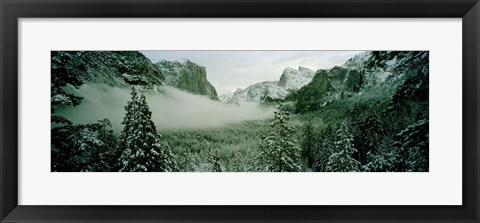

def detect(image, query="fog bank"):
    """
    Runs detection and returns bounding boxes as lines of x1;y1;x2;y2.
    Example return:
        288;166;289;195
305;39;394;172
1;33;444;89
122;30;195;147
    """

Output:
56;84;276;132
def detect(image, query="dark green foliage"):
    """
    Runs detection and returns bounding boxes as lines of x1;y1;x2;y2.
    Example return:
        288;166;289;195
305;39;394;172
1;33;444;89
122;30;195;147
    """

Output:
287;66;364;113
51;51;85;123
259;110;303;172
51;116;73;125
363;136;400;172
118;88;177;172
353;113;385;164
301;121;316;168
289;85;323;113
313;126;334;172
96;119;121;171
394;119;429;172
51;119;117;172
384;52;429;130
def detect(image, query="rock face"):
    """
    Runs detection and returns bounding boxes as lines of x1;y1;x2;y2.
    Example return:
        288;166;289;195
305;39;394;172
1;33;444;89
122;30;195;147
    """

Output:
288;51;428;112
52;51;165;87
278;67;315;90
225;67;315;104
304;66;363;95
227;81;288;104
291;51;407;100
52;51;220;100
156;59;219;100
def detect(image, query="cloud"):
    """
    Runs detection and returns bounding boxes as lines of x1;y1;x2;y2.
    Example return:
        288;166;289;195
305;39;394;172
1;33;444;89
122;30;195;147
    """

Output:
55;84;275;132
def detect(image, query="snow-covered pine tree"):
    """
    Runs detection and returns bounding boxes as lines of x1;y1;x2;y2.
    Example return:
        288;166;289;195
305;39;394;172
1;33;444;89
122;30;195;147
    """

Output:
326;122;361;172
301;121;315;168
52;120;115;172
230;151;246;172
313;126;334;172
208;150;222;172
118;88;177;172
180;147;195;172
362;136;400;172
354;113;385;164
96;118;119;171
393;118;429;172
245;149;261;172
259;110;303;172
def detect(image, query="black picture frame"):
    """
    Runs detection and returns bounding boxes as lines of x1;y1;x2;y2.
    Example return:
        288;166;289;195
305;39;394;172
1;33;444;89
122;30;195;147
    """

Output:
1;0;479;222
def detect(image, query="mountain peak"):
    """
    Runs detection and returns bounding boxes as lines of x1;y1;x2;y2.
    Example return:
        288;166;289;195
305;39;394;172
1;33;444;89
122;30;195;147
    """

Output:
283;67;298;74
174;58;190;64
227;66;316;104
298;66;312;72
278;66;315;89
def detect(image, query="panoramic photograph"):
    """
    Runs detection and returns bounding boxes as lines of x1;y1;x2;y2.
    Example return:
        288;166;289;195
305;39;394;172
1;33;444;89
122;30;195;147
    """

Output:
51;50;429;172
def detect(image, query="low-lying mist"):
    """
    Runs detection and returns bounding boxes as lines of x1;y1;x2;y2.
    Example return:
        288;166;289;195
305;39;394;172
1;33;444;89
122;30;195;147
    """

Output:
55;83;276;133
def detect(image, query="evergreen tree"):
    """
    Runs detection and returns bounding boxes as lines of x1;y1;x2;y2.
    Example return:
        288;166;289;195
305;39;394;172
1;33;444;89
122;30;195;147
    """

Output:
326;122;360;172
313;126;334;172
51;119;116;172
385;52;429;132
51;52;90;171
209;150;222;172
301;121;316;168
259;110;303;172
231;151;246;172
363;137;400;172
96;118;119;171
51;51;86;124
393;119;429;172
180;147;195;172
353;113;385;164
245;149;261;172
118;88;177;172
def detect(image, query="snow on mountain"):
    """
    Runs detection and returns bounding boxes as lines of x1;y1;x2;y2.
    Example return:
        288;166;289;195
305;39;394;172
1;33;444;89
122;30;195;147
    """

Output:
278;67;316;90
227;51;415;106
52;51;165;88
352;52;406;87
342;51;403;87
226;67;315;104
227;81;289;104
341;51;370;70
218;89;234;103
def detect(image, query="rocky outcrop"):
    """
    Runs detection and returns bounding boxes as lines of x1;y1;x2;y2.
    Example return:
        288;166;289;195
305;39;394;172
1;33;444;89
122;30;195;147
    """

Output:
306;66;363;95
278;67;315;90
156;59;219;100
52;51;165;87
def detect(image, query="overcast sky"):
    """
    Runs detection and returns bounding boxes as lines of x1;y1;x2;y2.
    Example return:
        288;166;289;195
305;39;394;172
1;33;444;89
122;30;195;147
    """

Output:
141;51;363;94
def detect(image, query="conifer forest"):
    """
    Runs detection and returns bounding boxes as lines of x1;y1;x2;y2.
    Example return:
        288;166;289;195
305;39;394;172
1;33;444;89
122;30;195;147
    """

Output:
51;51;429;172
